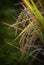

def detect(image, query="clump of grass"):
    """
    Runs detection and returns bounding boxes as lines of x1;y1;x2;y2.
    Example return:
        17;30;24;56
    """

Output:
2;0;44;63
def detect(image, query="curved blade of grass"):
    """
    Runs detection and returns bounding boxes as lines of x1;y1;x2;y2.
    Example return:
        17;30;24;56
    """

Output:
5;40;22;52
23;48;44;61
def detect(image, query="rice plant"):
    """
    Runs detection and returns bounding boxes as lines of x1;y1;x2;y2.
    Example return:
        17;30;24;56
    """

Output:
1;0;44;65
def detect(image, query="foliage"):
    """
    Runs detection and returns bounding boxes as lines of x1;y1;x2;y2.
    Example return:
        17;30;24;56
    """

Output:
0;0;44;65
